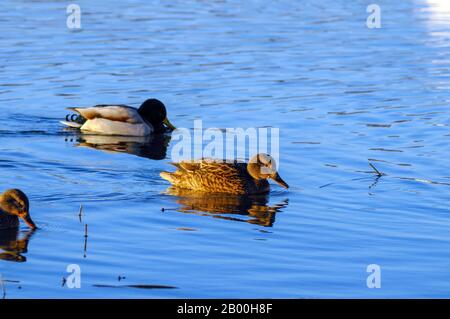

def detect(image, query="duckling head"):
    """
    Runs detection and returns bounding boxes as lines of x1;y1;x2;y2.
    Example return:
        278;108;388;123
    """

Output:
0;189;37;229
247;153;289;189
138;99;176;133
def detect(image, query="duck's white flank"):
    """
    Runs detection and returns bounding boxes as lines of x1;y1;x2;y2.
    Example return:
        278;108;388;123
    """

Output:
80;118;152;136
63;105;153;136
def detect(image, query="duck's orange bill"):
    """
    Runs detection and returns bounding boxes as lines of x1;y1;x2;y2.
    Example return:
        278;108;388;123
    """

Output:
272;173;289;189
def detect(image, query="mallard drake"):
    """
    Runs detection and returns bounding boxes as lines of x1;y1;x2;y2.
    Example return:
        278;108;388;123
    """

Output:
0;189;36;230
60;98;176;136
160;153;289;195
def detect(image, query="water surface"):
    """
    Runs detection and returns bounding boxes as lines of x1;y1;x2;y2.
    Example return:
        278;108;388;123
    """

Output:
1;0;450;298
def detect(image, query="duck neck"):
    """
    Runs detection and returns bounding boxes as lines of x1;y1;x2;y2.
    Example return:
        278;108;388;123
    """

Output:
247;163;264;181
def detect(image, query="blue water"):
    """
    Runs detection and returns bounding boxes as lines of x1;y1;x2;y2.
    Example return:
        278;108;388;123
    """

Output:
1;0;450;298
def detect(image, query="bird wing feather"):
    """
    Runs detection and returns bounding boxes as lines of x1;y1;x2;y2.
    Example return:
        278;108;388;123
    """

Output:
173;160;241;174
183;160;246;182
67;105;142;124
162;160;253;194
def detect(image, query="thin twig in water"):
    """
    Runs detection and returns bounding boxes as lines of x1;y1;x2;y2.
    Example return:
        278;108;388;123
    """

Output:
83;224;88;258
318;163;385;189
369;163;385;177
319;176;370;189
78;204;83;223
369;175;382;189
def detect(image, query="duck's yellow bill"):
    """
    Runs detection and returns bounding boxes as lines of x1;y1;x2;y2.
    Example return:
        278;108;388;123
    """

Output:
163;117;176;131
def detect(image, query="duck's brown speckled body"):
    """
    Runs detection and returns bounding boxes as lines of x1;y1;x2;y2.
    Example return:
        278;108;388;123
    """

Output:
160;153;289;195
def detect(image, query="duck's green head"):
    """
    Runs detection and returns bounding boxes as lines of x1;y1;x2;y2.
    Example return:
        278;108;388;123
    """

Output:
138;99;176;133
247;153;289;189
0;189;37;229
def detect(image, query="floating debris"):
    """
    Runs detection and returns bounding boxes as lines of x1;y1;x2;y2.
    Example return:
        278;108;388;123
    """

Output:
78;204;83;223
83;224;88;258
369;163;385;177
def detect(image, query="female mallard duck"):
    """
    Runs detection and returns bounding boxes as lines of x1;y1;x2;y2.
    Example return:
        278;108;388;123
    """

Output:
0;189;37;230
61;98;176;136
160;153;289;195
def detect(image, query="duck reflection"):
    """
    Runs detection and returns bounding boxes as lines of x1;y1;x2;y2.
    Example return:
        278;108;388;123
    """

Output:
64;132;171;160
164;188;289;227
0;229;35;262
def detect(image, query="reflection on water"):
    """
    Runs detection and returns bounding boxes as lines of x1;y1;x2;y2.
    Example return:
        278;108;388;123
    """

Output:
64;131;171;160
164;187;288;227
0;229;34;263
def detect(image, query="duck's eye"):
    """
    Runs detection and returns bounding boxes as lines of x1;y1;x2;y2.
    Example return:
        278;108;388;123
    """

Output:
12;201;25;213
7;199;18;208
